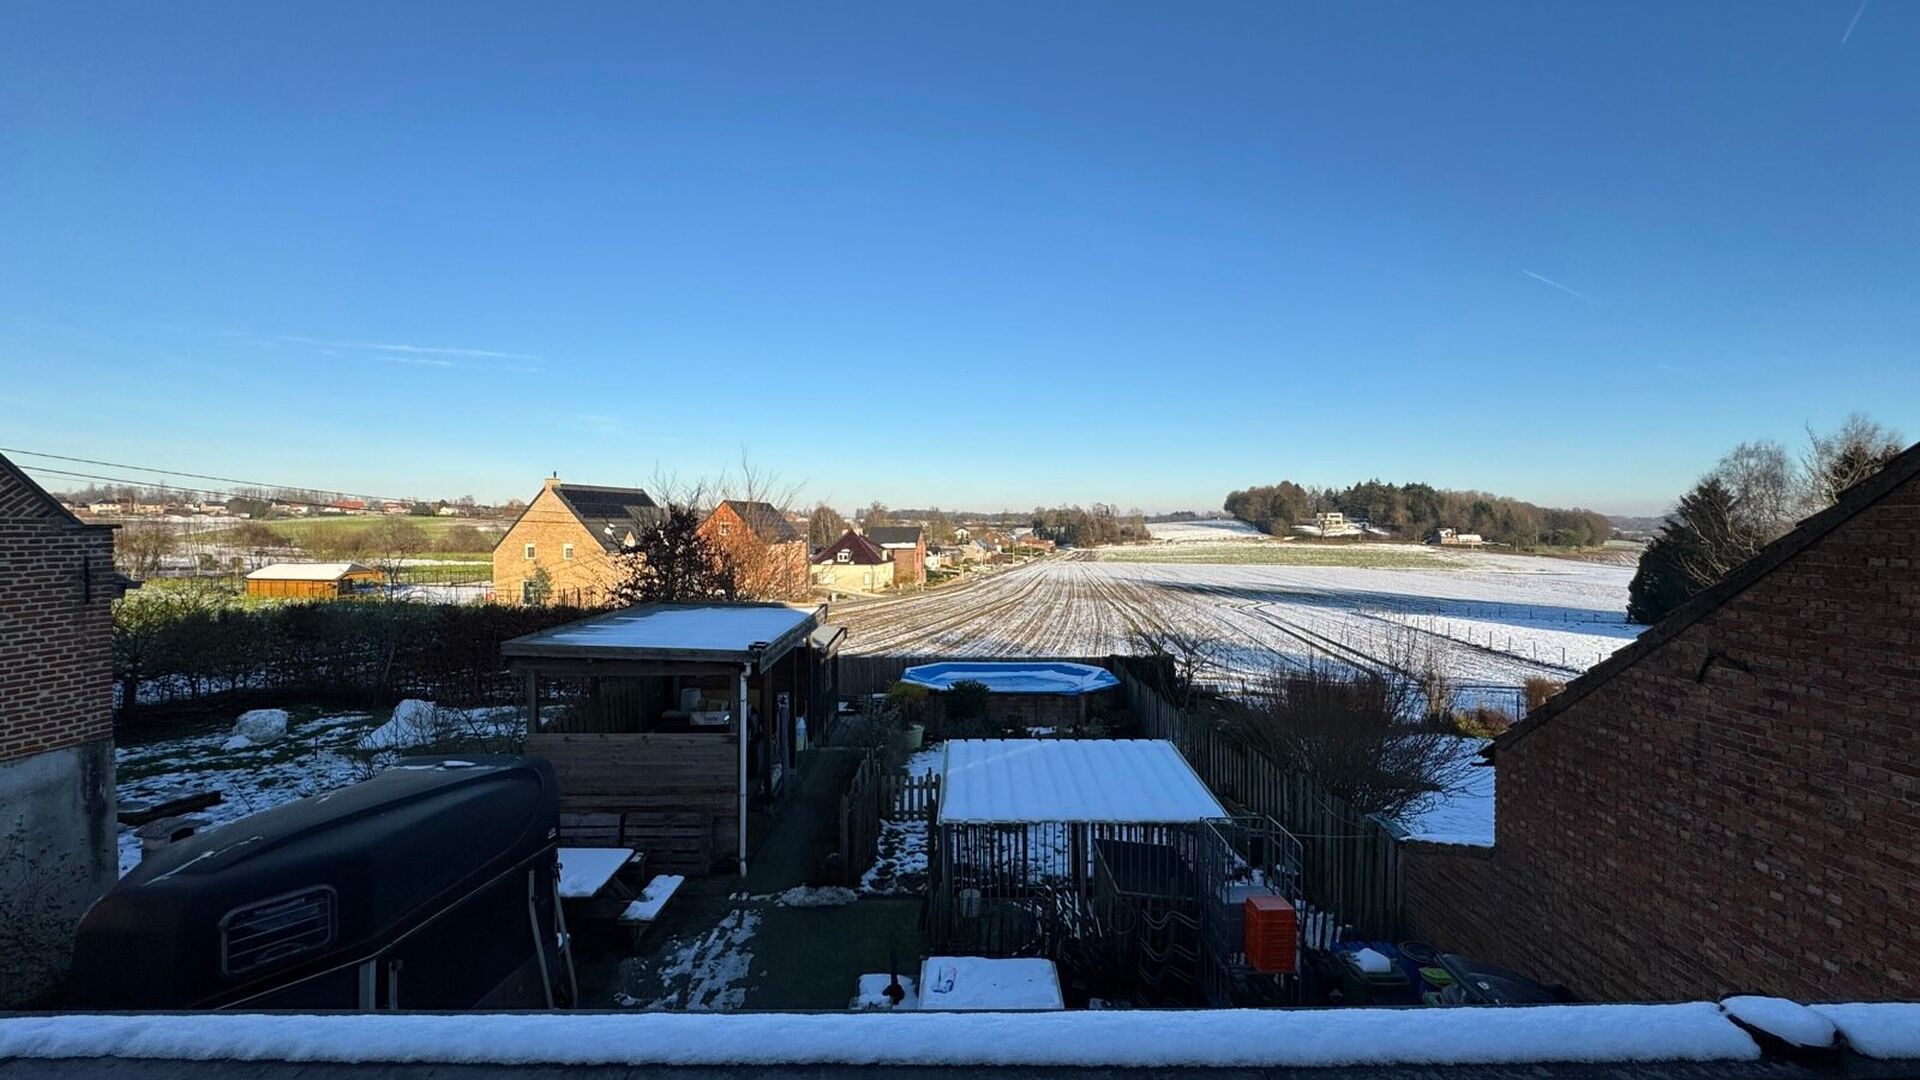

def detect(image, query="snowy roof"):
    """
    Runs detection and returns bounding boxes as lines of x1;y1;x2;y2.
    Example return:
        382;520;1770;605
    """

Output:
902;661;1119;696
244;562;378;582
502;602;821;665
939;739;1225;824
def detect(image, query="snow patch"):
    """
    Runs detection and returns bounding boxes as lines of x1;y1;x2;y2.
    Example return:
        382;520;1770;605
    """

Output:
851;974;918;1011
774;885;857;907
1720;996;1836;1048
1811;1002;1920;1059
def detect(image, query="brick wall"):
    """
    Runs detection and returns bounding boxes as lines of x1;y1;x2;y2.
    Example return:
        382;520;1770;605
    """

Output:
492;484;623;606
0;469;117;764
1403;469;1920;1001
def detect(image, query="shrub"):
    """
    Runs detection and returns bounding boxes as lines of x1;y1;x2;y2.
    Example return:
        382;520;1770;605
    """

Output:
1523;677;1565;712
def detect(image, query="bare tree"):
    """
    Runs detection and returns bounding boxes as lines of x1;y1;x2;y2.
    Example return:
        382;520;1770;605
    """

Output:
1712;439;1798;536
807;503;848;549
1803;413;1904;507
1233;660;1476;821
114;520;178;578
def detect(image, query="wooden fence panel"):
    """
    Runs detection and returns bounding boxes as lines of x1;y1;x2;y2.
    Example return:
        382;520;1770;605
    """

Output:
1120;670;1404;940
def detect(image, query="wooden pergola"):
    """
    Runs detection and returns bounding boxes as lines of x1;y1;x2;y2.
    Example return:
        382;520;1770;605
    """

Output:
502;602;837;877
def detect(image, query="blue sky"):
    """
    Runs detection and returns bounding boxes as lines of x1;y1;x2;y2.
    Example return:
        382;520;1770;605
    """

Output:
2;2;1915;515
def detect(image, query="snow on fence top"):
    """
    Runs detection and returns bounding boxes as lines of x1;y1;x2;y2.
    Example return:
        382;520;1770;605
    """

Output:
900;660;1119;696
243;562;376;581
939;738;1225;824
503;603;819;659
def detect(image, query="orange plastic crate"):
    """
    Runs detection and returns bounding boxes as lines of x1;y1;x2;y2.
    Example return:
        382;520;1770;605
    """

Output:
1243;895;1298;973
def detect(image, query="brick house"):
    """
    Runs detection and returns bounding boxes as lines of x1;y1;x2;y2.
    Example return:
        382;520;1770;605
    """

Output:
0;453;134;1004
864;525;927;585
1401;441;1920;1002
812;529;894;594
699;500;809;600
492;477;661;606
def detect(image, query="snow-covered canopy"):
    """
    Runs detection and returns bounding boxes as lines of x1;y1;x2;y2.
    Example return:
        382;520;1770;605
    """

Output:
900;661;1119;696
503;603;820;663
938;739;1225;824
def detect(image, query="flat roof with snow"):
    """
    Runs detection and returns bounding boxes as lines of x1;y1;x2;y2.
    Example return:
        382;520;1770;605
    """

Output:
244;562;379;581
501;602;822;667
939;739;1225;824
902;661;1119;696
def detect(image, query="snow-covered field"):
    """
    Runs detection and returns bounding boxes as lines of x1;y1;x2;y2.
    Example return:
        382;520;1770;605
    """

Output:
836;547;1640;689
1144;518;1267;543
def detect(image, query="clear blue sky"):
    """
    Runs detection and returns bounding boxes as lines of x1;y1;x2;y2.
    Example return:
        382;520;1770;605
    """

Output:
3;2;1915;516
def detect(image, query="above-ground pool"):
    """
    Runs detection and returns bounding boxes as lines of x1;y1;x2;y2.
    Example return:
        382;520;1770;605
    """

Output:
899;661;1120;696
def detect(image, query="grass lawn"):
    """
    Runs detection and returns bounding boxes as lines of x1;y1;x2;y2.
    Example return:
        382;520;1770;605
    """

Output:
1096;541;1466;569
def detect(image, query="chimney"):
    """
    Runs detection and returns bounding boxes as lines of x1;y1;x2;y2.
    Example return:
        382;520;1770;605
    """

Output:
543;473;562;491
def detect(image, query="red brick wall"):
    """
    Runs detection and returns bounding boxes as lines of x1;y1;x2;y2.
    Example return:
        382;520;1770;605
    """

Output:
891;542;926;585
0;469;118;764
1403;474;1920;1001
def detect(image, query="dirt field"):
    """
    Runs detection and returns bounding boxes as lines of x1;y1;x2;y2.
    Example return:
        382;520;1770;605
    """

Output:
832;545;1639;689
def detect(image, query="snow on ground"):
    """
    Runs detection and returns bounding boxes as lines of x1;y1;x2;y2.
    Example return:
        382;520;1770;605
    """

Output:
0;1002;1767;1067
852;973;918;1010
1145;518;1268;543
115;702;524;876
627;909;761;1011
775;885;858;907
859;820;929;895
1394;739;1495;846
837;548;1639;690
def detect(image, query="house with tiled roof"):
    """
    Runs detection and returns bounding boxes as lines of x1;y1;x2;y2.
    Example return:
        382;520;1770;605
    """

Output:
700;500;809;600
1400;440;1920;1002
492;477;662;606
811;529;894;595
863;524;927;585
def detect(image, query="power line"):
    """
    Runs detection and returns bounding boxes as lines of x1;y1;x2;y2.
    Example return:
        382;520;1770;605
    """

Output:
2;446;422;507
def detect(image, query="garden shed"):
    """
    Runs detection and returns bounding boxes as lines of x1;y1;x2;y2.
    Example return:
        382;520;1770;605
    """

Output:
501;602;835;877
900;660;1120;731
243;561;383;598
927;738;1302;1006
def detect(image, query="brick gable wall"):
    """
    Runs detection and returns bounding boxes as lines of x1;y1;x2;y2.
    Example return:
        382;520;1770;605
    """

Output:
1403;472;1920;1001
492;485;624;606
0;470;117;764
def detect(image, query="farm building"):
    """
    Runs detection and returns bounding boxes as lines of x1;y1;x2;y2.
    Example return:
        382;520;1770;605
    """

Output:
501;602;841;877
243;562;383;598
812;530;894;594
493;477;661;607
900;660;1120;731
927;738;1301;1006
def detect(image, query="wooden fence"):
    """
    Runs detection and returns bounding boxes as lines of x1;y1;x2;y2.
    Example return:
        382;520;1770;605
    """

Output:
836;753;941;886
1119;669;1405;940
833;654;1116;698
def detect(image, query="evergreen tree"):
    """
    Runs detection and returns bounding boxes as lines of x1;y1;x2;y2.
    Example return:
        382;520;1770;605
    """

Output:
610;505;739;605
1625;477;1752;624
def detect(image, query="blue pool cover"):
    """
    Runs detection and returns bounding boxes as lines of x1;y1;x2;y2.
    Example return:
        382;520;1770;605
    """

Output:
899;661;1120;696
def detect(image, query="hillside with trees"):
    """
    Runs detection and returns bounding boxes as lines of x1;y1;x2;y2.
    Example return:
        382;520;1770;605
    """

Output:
1222;480;1613;550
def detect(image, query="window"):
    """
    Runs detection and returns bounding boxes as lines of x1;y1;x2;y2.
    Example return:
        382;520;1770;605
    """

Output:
836;549;852;563
562;543;574;560
523;543;535;560
521;580;536;603
718;522;732;537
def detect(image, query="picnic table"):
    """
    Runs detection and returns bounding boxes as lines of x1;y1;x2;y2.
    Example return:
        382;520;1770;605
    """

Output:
556;847;646;921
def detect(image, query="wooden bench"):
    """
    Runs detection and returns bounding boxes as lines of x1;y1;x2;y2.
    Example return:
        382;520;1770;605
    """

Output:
559;810;717;876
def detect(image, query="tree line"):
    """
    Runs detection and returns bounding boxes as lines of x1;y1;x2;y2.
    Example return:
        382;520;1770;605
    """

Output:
1223;479;1613;549
1627;414;1905;624
1029;504;1152;546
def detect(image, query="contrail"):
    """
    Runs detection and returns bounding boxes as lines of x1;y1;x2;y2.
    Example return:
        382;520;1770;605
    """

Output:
1522;269;1605;306
1841;0;1869;44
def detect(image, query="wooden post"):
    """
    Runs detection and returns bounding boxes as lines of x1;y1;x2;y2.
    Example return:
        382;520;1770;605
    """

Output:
525;671;539;736
737;664;750;879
